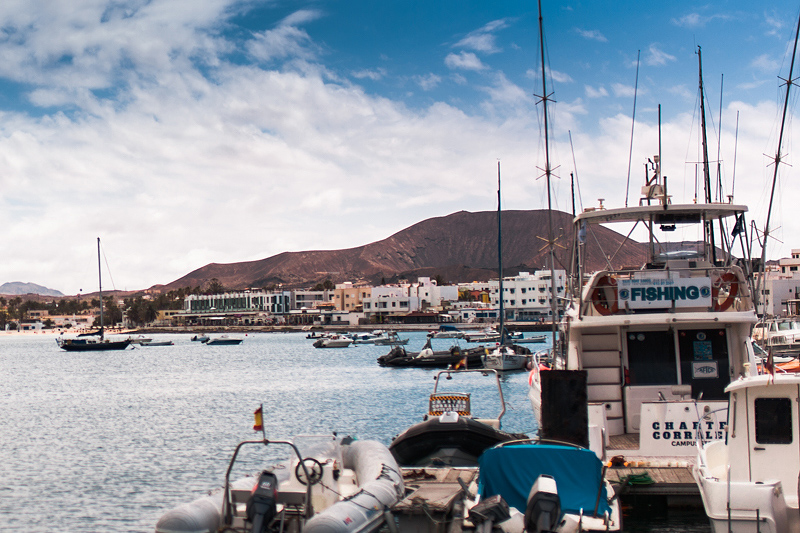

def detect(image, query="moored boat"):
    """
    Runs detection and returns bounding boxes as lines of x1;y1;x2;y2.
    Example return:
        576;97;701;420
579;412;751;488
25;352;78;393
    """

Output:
482;343;531;371
376;336;483;368
389;369;526;467
312;334;351;348
205;335;243;345
372;331;409;346
694;373;800;532
155;433;404;533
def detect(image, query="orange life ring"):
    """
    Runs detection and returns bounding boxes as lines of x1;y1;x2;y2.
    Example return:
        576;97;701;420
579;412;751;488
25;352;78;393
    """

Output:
591;275;619;315
712;272;739;312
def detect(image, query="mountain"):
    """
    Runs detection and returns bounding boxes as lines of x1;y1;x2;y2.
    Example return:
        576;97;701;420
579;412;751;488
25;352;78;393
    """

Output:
0;282;64;297
158;209;647;291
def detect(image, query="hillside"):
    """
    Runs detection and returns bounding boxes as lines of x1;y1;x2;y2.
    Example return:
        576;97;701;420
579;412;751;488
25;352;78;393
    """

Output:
158;209;647;291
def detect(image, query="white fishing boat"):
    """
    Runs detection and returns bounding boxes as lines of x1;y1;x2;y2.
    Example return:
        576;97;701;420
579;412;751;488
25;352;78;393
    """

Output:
156;433;404;533
694;373;800;532
205;335;243;345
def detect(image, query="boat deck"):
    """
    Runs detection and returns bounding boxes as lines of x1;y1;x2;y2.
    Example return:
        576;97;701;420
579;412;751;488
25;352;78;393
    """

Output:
394;467;478;533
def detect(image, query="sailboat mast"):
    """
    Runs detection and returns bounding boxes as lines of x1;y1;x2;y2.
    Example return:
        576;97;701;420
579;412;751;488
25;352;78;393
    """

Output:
757;13;800;313
697;47;717;264
537;0;558;342
497;161;505;342
97;237;104;338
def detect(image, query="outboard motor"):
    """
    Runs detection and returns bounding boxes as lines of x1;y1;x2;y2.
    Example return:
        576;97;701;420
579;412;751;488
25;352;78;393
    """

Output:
524;474;561;533
246;470;278;533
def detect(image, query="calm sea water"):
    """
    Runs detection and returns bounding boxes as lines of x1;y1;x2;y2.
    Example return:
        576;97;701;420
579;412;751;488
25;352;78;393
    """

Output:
0;331;709;532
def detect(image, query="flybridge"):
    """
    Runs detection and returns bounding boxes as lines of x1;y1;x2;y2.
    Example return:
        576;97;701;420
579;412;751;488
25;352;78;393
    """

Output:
618;278;712;309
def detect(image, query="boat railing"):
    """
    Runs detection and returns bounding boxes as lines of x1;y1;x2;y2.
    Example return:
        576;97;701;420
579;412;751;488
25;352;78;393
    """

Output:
578;264;753;318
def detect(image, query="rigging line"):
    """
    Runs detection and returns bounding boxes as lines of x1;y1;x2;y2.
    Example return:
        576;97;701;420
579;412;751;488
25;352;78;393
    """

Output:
731;111;739;198
625;50;641;208
99;242;118;292
758;11;800;308
568;131;583;212
716;74;725;203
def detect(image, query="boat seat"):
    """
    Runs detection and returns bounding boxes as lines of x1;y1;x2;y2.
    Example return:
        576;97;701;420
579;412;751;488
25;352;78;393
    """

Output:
474;418;500;429
277;490;307;506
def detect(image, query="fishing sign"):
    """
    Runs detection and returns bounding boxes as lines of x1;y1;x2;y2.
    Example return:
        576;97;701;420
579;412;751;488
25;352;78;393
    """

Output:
618;277;712;309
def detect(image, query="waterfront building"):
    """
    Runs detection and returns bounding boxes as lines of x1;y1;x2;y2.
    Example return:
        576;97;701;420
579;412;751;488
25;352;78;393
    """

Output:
181;290;291;325
332;282;372;312
361;277;457;322
488;270;567;321
292;289;334;311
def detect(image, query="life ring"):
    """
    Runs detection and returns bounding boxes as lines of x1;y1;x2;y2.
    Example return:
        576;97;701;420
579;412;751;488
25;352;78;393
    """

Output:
712;272;739;312
591;275;619;315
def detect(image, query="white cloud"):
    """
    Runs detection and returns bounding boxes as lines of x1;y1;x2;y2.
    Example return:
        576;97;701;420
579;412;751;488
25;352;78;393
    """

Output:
585;85;609;98
453;19;510;53
574;28;607;42
645;44;676;66
415;73;442;91
352;68;387;81
444;51;486;71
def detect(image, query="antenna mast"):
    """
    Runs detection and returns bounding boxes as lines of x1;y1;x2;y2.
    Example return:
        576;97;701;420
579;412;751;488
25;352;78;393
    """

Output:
537;0;559;349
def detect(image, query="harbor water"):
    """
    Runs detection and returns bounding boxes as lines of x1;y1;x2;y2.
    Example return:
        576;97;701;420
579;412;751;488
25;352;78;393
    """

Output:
0;331;710;531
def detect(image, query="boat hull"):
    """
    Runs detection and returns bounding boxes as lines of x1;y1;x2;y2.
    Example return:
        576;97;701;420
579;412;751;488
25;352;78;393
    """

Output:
389;416;524;467
58;339;131;351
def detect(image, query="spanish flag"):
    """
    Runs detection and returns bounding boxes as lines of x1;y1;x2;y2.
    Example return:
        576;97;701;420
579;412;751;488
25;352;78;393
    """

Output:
253;405;264;431
453;356;468;370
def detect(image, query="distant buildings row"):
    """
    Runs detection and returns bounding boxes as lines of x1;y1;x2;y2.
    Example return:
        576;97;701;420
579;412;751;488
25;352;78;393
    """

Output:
180;272;567;327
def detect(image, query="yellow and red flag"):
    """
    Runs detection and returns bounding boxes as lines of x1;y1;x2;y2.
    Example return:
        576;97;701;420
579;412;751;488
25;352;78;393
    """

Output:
253;405;263;431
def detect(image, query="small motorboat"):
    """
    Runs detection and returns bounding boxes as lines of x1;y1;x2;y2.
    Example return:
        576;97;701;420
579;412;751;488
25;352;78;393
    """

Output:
482;343;532;371
389;368;526;467
474;440;622;532
205;335;243;345
191;334;210;342
431;325;464;339
137;339;174;347
372;331;409;346
129;335;153;345
312;334;352;348
155;433;404;533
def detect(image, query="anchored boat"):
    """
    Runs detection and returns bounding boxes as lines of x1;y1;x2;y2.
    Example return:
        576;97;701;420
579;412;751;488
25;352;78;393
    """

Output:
155;434;404;533
389;369;526;467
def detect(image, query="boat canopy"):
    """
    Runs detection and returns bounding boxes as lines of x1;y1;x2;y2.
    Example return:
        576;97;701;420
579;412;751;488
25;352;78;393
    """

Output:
478;443;611;516
575;203;747;226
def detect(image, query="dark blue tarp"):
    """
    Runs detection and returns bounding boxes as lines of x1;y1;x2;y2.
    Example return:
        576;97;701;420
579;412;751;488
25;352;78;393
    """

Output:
477;444;611;516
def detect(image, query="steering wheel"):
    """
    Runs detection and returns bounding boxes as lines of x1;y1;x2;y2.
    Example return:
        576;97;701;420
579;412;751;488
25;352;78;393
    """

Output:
294;457;324;486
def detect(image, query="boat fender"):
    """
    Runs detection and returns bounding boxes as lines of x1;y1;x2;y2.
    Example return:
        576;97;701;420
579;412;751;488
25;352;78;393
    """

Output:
304;441;404;533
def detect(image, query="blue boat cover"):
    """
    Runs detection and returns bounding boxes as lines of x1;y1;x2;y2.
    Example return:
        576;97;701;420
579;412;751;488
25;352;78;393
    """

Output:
478;444;611;516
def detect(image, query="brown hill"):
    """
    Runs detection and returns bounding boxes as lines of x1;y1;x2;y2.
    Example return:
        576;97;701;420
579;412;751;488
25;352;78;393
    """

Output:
158;209;647;291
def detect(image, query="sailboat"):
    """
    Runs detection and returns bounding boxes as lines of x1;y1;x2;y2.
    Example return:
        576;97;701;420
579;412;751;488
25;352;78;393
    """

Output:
482;162;532;371
57;238;131;352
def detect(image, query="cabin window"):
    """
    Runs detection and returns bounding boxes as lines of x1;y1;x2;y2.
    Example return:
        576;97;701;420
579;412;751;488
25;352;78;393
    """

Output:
626;331;677;385
755;398;793;444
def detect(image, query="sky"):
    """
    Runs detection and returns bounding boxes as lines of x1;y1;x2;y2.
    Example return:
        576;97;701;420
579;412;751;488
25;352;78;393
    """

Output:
1;0;800;295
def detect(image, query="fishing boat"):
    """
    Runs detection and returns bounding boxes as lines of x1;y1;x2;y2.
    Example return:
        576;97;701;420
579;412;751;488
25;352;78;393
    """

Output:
694;373;800;532
526;8;757;463
155;433;404;533
376;336;483;368
389;369;526;467
57;238;131;352
312;334;351;348
205;335;243;345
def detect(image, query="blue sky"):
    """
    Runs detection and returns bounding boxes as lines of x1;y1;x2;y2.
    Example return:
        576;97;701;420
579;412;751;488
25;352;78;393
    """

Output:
0;0;799;294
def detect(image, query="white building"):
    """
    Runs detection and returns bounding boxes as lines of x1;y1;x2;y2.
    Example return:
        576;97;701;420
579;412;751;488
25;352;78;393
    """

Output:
758;250;800;316
489;270;567;321
362;277;458;320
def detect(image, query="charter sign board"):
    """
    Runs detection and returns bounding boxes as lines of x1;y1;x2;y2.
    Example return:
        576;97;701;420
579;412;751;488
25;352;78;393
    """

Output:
618;277;712;309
